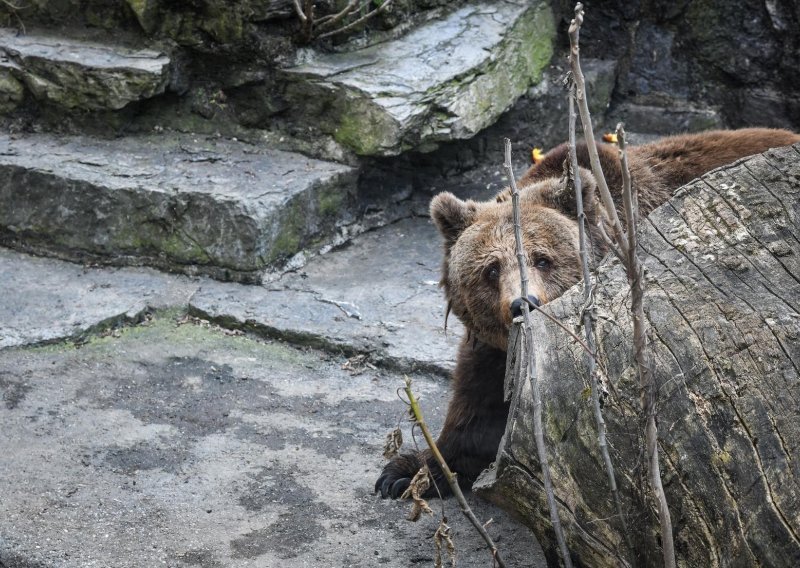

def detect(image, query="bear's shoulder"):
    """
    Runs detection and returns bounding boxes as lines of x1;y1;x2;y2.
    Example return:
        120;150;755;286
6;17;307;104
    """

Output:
496;141;622;206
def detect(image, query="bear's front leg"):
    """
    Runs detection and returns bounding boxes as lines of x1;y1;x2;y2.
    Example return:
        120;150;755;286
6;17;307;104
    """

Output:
375;340;509;499
374;449;431;499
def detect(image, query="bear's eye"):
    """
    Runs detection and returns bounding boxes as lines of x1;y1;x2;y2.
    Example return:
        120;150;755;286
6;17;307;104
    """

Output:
534;258;551;270
483;263;501;284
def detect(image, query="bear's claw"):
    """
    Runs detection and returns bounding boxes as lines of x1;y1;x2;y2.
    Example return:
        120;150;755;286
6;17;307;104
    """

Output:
375;472;412;499
376;452;426;499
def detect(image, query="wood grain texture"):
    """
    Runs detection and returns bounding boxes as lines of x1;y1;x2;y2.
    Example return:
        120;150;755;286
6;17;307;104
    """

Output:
475;143;800;567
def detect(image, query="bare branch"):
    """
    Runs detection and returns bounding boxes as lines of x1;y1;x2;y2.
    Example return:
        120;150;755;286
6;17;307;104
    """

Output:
567;6;675;565
316;0;360;30
403;378;507;568
568;3;629;257
291;0;307;22
521;296;595;360
616;124;676;568
504;138;573;568
616;124;639;271
317;0;393;39
567;81;630;550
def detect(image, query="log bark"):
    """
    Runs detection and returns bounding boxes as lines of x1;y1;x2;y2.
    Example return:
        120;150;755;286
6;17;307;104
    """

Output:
474;143;800;567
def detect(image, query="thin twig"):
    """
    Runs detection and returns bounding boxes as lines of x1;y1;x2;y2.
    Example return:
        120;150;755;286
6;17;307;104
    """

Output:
566;80;630;550
568;3;629;258
291;0;307;22
403;378;506;568
504;138;573;568
616;124;676;567
317;0;393;39
316;0;359;30
522;296;595;360
567;5;675;565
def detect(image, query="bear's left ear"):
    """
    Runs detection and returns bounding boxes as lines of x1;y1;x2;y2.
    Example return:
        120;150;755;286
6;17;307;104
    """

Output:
429;192;479;249
538;166;598;219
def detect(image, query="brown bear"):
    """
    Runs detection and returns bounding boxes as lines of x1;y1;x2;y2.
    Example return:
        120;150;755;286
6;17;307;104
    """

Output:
375;128;800;499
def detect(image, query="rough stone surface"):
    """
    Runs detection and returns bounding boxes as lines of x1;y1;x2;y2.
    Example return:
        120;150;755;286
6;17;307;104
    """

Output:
476;144;800;566
0;270;545;568
608;101;723;135
0;205;544;565
0;132;357;282
125;0;294;36
0;29;171;110
0;248;199;349
282;0;555;156
551;0;800;130
190;216;463;376
0;68;24;113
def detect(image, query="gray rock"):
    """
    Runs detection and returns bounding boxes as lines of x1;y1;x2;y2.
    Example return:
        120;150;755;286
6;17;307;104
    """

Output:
190;216;463;376
0;313;545;568
0;29;171;110
282;0;555;156
0;133;357;282
0;248;199;349
609;101;723;135
0;67;23;112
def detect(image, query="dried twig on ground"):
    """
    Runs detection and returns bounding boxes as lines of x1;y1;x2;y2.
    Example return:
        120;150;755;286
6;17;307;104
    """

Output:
503;138;573;568
402;466;434;521
382;427;403;459
402;377;506;568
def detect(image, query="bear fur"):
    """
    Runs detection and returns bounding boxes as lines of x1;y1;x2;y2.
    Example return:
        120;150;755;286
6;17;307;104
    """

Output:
375;128;800;499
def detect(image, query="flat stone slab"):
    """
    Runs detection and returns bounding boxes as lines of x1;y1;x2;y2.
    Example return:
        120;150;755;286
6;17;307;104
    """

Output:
283;0;554;155
0;313;545;567
0;214;458;376
0;29;171;110
0;248;199;349
190;216;463;375
0;133;357;282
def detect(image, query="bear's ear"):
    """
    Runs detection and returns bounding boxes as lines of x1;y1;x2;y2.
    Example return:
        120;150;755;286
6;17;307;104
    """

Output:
429;192;479;248
539;166;598;219
574;166;602;221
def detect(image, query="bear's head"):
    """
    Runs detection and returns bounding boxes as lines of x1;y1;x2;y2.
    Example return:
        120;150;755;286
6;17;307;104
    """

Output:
430;167;602;351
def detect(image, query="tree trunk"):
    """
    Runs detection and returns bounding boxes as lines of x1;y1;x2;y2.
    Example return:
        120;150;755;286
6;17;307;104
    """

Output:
474;143;800;567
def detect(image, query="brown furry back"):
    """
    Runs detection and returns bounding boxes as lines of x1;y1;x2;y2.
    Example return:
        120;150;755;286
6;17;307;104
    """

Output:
627;128;800;191
511;128;800;216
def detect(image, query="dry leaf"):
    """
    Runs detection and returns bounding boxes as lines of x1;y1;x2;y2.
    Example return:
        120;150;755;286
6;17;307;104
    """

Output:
402;466;433;522
341;354;375;375
434;518;456;568
532;147;546;164
602;132;618;143
382;428;403;459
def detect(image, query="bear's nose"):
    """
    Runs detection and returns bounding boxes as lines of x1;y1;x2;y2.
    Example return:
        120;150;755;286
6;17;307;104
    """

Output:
510;295;541;319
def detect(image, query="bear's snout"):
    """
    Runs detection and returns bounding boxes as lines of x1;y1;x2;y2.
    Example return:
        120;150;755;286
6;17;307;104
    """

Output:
510;295;541;319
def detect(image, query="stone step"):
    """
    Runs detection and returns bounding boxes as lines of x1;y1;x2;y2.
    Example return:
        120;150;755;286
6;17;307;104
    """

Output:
0;247;198;349
0;29;173;112
281;0;555;156
0;216;458;374
0;306;543;568
0;215;460;376
189;216;463;376
0;132;358;282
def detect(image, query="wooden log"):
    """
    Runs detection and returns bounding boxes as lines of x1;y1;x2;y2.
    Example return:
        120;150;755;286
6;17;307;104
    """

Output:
474;143;800;567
